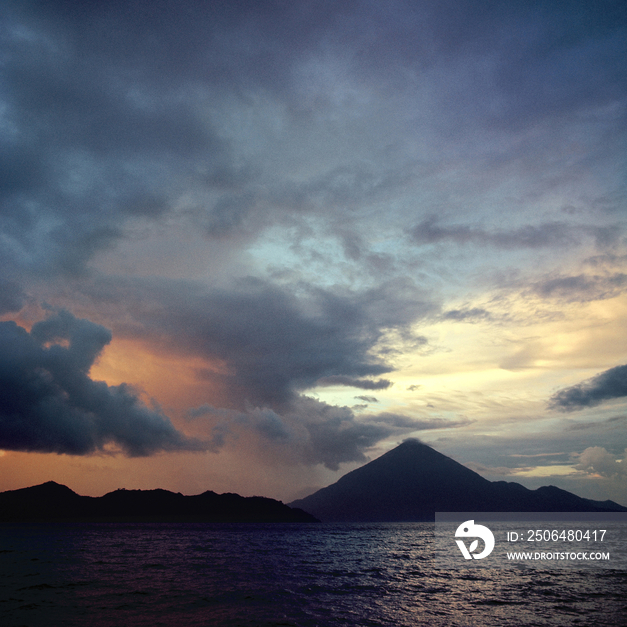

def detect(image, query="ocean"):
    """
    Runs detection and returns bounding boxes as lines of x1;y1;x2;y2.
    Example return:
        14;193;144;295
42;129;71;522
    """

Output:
2;522;626;626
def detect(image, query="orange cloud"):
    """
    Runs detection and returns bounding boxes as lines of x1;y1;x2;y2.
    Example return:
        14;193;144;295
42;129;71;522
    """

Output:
89;337;231;419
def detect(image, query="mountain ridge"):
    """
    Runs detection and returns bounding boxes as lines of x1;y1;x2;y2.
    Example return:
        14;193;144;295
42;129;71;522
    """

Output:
3;440;624;523
289;439;627;521
0;481;319;523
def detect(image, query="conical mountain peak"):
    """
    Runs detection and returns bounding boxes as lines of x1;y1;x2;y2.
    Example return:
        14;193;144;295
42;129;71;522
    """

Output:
290;440;627;521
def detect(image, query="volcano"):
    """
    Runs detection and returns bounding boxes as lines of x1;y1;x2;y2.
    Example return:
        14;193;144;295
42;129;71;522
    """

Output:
289;439;626;521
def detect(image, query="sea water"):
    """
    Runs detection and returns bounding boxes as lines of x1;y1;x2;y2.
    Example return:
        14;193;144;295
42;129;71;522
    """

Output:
1;522;626;626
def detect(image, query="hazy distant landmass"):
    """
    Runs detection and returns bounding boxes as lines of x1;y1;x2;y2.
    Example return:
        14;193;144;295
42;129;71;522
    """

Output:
4;440;625;524
289;440;627;522
0;482;318;523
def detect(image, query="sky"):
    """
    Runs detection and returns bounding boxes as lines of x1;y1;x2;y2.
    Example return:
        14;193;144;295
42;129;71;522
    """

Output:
1;0;626;504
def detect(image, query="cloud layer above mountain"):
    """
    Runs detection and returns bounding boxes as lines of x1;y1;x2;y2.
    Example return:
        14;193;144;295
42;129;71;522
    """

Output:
0;0;626;500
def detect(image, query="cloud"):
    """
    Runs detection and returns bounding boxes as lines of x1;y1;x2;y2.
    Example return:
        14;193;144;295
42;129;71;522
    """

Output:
549;364;627;411
355;395;378;403
186;398;472;471
0;1;416;283
409;216;578;249
315;375;392;390
0;1;239;276
0;279;25;314
574;447;627;478
363;412;474;431
0;310;203;456
441;307;491;322
84;275;434;407
566;414;627;431
57;269;438;470
2;0;623;285
488;4;627;130
187;397;393;470
294;398;395;470
465;462;532;477
1;0;625;501
168;280;397;406
532;273;627;302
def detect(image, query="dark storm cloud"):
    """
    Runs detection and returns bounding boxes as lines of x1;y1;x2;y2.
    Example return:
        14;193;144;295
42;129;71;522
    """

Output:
441;307;491;322
486;2;627;130
323;0;627;134
404;0;627;133
532;273;627;302
315;375;392;390
0;0;624;485
0;310;203;455
297;401;394;470
75;272;439;466
549;365;627;411
409;216;578;249
186;398;393;470
0;279;25;314
1;0;624;282
91;275;434;408
1;0;420;278
187;398;470;470
198;160;418;239
0;0;233;275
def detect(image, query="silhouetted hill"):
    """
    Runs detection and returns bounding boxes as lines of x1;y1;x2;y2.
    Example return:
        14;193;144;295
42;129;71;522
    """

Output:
289;440;627;521
0;482;318;523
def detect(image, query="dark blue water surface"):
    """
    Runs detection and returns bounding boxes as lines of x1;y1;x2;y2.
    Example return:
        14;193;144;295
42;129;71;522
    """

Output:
1;523;626;626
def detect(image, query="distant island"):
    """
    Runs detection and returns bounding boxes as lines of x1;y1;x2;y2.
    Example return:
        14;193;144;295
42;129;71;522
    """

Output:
289;439;627;522
3;440;625;524
0;482;319;523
